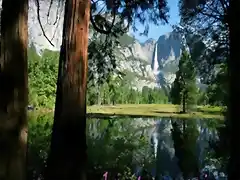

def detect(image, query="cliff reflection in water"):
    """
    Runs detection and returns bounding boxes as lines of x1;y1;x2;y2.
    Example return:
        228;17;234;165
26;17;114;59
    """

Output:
87;117;223;179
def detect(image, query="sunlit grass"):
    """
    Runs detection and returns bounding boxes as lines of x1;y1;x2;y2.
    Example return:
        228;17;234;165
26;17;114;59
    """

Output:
87;104;224;119
32;104;224;119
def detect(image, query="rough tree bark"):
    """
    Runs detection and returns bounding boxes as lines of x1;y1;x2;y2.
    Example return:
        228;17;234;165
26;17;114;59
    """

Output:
44;0;90;179
0;0;28;180
182;90;186;113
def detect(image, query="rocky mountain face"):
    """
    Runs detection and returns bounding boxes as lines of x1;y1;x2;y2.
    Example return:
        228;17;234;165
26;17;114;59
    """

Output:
26;0;190;90
115;32;183;90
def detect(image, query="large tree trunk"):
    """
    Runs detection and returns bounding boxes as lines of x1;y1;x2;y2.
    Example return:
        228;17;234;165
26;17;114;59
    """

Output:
44;0;90;179
227;0;240;179
97;86;101;105
182;90;186;113
0;0;28;180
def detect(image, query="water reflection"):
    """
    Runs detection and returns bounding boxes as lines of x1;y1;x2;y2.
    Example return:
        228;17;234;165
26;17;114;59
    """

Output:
87;117;225;179
27;115;226;180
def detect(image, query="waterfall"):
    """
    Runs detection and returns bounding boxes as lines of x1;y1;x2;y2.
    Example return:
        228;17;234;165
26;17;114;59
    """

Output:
151;131;159;158
152;43;160;76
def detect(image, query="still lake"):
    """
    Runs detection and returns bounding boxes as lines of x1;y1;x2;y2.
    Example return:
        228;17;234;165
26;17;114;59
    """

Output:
27;115;226;179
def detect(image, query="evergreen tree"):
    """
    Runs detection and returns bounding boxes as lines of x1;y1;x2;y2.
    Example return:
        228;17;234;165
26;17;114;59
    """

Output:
170;50;198;113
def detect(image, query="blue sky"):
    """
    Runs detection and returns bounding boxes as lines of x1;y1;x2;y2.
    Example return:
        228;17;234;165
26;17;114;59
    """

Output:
129;0;180;43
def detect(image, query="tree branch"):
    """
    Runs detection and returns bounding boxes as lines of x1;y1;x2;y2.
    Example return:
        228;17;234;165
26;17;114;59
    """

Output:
47;0;54;24
35;0;55;47
90;0;116;35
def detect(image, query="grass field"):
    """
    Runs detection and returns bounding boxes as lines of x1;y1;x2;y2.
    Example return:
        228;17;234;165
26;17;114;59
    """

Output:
87;104;224;119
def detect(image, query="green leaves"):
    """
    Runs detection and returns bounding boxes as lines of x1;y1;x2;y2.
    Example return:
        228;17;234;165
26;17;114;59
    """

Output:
90;0;169;37
177;0;228;84
28;47;58;108
206;64;228;106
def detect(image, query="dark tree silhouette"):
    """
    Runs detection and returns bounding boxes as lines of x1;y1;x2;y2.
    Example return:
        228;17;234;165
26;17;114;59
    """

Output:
0;0;28;179
179;0;240;179
44;0;90;179
227;1;240;179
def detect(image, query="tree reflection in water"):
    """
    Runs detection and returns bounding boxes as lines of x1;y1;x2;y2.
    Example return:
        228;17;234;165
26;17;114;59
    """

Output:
27;115;226;180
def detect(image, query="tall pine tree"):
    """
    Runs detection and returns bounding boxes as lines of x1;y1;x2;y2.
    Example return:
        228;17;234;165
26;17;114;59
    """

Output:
170;49;197;113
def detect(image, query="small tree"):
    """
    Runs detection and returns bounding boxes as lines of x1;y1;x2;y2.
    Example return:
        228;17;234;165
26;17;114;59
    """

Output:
170;49;198;113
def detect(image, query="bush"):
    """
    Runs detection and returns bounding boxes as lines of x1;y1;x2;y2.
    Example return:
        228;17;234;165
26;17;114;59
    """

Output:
27;112;53;179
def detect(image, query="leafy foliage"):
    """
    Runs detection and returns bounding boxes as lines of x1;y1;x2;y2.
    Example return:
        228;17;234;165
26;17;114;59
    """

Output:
28;46;58;108
90;0;169;36
88;29;122;85
175;0;228;84
206;64;228;106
